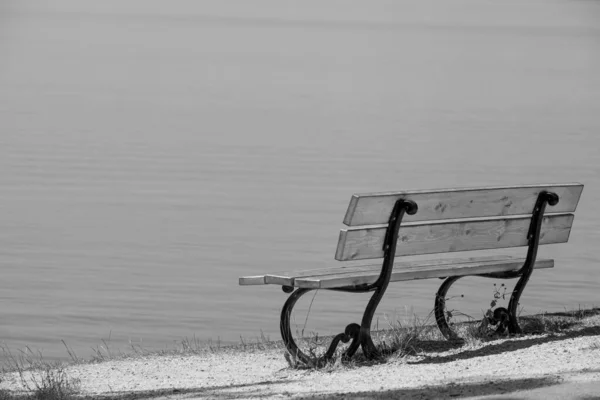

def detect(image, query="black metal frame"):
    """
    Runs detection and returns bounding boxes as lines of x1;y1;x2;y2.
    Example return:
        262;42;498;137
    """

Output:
434;191;559;340
280;199;418;363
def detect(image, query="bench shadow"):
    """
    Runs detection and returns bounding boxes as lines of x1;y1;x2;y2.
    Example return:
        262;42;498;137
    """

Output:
91;376;562;400
542;308;600;318
81;379;300;400
410;339;464;353
295;376;561;400
411;326;600;365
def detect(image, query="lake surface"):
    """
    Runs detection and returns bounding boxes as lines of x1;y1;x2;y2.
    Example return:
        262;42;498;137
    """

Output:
1;0;599;360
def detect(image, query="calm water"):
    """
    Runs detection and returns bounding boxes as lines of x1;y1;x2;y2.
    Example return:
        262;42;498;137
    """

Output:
1;0;599;360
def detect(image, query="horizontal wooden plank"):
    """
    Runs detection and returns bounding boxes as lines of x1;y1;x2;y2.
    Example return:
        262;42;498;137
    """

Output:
239;275;267;285
343;183;583;226
295;258;554;289
263;255;516;287
336;213;574;261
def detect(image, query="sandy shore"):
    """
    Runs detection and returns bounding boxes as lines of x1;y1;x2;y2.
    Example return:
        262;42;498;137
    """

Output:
2;316;600;399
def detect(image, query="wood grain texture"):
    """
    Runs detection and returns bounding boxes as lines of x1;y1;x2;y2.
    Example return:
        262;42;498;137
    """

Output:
343;183;583;226
262;255;516;286
335;213;574;261
294;258;554;289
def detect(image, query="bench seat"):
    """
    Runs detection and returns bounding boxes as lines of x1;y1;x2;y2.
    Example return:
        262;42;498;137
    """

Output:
239;256;554;289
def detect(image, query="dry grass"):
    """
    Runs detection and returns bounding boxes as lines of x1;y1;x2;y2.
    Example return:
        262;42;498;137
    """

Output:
0;345;80;400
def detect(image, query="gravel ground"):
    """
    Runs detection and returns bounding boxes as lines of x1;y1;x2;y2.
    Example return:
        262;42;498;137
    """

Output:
2;318;600;399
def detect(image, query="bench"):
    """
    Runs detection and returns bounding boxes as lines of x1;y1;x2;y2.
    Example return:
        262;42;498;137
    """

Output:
240;183;584;363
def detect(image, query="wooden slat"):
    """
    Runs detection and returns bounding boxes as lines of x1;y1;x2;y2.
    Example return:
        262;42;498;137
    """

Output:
239;275;268;285
336;213;574;261
295;258;554;289
262;255;516;287
343;183;583;226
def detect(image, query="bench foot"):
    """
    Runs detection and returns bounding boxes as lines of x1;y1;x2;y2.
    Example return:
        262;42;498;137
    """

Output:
280;288;362;366
434;276;464;341
434;275;516;340
434;273;531;340
505;269;531;334
280;285;391;364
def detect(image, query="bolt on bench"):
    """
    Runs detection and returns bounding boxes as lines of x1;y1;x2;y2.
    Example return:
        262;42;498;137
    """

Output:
240;183;583;363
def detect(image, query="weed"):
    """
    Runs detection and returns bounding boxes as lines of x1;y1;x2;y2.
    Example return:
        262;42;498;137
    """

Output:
1;345;80;400
378;312;435;358
89;331;126;363
521;313;576;334
438;283;520;343
60;341;78;364
179;335;202;353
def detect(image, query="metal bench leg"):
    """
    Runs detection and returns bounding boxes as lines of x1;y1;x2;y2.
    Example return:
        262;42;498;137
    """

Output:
280;287;361;366
358;198;419;359
506;267;535;334
434;276;464;341
280;283;405;363
358;283;389;358
507;190;559;334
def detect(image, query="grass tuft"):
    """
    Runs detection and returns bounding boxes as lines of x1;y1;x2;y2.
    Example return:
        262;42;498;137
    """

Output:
1;345;80;400
377;312;438;358
283;331;341;370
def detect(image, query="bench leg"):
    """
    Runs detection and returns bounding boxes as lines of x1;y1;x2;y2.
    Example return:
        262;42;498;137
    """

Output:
434;275;513;340
280;288;361;366
280;284;401;362
357;283;390;358
434;276;464;341
506;269;534;334
505;190;559;334
434;271;535;339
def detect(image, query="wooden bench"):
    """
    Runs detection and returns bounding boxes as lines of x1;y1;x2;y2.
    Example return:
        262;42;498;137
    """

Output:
240;183;583;363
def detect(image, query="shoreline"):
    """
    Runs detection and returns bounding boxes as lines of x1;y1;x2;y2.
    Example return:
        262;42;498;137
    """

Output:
1;310;600;399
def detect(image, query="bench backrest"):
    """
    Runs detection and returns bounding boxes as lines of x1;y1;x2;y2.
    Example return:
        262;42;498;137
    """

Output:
336;183;583;261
